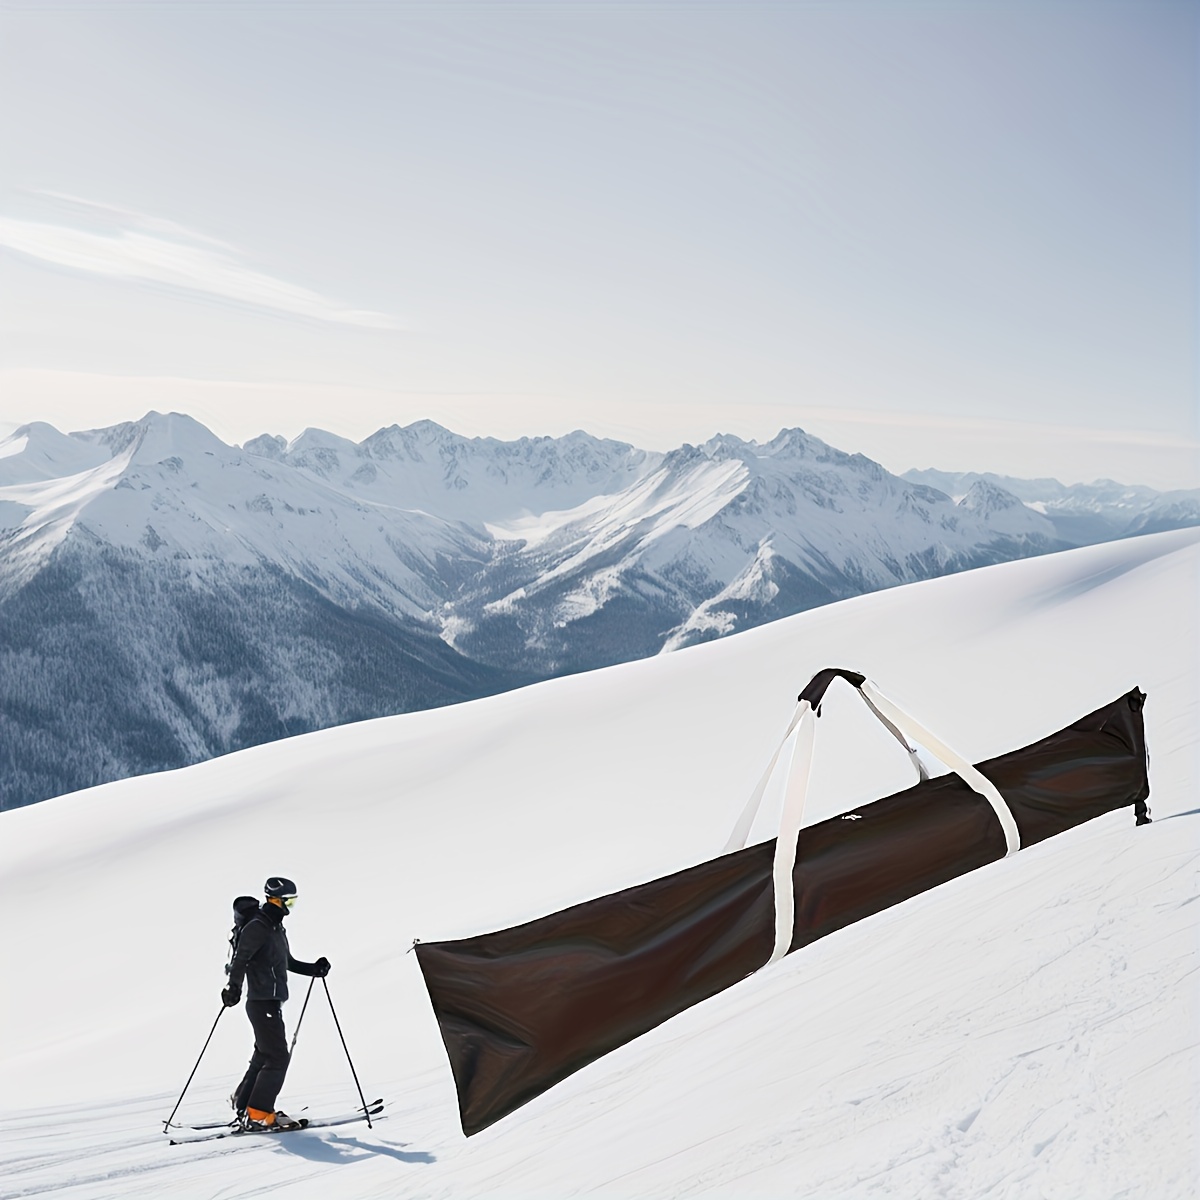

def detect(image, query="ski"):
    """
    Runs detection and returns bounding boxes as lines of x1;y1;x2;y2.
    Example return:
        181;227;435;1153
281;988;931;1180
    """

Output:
169;1111;304;1132
170;1097;381;1131
168;1100;384;1144
170;1104;311;1132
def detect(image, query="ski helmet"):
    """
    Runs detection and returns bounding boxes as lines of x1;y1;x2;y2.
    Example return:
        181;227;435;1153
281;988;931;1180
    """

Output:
264;876;298;900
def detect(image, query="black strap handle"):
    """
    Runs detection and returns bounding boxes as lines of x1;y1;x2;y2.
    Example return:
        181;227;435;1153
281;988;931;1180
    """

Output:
797;668;866;714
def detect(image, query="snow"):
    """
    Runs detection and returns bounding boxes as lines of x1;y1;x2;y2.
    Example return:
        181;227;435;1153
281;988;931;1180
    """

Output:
662;538;781;652
0;451;140;590
0;527;1197;1198
487;456;751;608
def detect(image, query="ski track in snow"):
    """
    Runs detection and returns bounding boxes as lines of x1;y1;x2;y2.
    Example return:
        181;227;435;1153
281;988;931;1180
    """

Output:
0;528;1197;1198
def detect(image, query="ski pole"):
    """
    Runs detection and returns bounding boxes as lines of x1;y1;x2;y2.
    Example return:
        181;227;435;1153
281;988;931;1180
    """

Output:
321;977;372;1128
289;976;316;1056
163;1006;226;1132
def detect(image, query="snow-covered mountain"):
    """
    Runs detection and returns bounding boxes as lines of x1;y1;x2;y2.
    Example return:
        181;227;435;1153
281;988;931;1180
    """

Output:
247;418;661;525
0;412;1156;809
0;414;529;809
447;430;1061;671
903;467;1200;545
1;528;1196;1198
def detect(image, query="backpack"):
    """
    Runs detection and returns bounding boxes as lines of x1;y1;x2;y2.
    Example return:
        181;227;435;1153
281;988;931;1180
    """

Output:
225;895;262;976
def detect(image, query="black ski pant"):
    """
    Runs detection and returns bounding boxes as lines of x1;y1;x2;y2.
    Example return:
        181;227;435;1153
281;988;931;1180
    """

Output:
233;999;290;1114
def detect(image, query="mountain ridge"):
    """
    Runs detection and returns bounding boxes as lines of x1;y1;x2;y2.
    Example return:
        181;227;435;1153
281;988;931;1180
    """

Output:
902;466;1200;544
1;411;1194;809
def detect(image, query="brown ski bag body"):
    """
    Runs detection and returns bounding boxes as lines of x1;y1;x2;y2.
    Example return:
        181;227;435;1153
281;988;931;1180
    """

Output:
416;683;1148;1135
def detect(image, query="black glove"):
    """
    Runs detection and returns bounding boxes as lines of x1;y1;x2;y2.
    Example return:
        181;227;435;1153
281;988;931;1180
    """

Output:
314;957;331;978
221;986;241;1007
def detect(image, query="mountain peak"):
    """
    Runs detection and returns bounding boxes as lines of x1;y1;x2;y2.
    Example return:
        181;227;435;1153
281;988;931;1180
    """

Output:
405;418;455;439
764;427;825;455
243;433;286;460
9;420;63;441
71;411;228;465
958;479;1025;513
360;420;459;462
0;421;113;486
138;411;230;460
286;427;361;454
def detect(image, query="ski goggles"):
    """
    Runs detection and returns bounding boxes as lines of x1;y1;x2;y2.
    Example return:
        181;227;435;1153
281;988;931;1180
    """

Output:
282;896;297;909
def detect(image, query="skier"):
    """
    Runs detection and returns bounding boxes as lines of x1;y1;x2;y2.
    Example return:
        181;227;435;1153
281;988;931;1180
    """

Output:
221;876;330;1131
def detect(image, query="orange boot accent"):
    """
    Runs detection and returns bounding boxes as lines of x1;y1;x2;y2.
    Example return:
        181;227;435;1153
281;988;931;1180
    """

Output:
246;1107;275;1125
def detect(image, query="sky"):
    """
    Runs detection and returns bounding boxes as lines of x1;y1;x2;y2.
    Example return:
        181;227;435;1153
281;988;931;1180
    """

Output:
0;0;1196;488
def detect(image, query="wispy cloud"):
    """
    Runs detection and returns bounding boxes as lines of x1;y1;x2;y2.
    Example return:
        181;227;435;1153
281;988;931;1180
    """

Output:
33;190;241;253
0;205;399;330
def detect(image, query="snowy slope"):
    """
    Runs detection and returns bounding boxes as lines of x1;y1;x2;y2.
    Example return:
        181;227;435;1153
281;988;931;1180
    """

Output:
0;527;1196;1198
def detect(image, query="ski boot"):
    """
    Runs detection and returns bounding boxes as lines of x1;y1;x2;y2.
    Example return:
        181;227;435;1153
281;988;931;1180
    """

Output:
242;1107;304;1132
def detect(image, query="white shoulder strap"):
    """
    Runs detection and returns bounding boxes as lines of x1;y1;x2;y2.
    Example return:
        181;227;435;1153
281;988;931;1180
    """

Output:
766;701;816;964
721;701;807;854
725;671;1021;967
857;681;1021;857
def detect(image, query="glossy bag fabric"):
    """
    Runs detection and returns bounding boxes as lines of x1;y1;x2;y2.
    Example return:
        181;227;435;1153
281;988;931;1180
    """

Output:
416;686;1148;1135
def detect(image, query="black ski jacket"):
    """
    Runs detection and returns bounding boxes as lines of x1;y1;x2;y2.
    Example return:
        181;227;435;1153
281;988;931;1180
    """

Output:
227;902;321;1002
